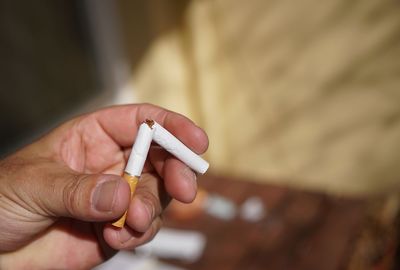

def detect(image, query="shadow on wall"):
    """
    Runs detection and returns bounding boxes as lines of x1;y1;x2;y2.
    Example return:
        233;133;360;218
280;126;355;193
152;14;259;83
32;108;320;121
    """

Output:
116;0;190;71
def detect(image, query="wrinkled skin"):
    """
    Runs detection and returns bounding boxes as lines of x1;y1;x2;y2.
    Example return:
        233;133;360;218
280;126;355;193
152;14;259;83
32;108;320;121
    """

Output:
0;104;208;269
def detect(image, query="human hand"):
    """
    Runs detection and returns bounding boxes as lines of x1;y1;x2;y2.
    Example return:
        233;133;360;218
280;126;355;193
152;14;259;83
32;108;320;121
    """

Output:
0;104;208;269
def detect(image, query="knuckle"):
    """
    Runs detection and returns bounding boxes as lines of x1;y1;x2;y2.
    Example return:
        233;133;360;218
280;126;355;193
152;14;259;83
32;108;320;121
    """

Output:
62;174;85;216
136;186;160;217
122;218;163;249
146;218;163;243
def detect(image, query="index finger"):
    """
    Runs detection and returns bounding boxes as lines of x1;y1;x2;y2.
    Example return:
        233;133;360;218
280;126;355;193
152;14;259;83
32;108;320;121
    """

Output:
93;103;209;154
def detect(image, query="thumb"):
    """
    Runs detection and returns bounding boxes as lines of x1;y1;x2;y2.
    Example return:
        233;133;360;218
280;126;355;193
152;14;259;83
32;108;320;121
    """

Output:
38;172;130;221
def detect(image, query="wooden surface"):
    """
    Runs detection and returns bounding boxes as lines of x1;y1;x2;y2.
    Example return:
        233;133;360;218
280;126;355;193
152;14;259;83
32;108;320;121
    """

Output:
162;174;399;270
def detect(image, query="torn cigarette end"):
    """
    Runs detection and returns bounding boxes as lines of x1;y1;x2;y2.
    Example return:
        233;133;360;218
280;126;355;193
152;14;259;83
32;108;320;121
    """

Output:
145;119;155;128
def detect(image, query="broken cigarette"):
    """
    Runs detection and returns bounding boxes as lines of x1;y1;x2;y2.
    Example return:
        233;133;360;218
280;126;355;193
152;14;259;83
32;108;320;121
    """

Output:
112;119;209;228
152;121;209;174
112;120;155;228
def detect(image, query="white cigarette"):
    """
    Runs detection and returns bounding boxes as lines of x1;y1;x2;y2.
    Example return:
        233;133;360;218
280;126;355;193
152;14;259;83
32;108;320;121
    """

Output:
152;121;209;174
113;121;155;227
112;119;208;228
125;120;155;176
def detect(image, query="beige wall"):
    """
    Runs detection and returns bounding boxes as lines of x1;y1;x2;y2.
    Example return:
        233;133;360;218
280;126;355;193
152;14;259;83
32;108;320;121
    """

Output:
118;0;400;195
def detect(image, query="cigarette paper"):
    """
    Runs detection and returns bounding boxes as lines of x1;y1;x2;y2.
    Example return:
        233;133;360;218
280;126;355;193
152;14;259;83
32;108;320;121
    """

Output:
112;121;154;228
152;121;209;174
125;120;155;176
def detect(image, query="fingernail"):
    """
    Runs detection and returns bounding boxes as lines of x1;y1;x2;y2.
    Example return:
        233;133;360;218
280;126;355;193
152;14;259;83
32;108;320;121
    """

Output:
181;167;197;188
93;179;119;212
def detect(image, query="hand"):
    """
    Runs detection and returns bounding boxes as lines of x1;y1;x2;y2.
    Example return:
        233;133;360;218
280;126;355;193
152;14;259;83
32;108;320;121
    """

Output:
0;104;208;269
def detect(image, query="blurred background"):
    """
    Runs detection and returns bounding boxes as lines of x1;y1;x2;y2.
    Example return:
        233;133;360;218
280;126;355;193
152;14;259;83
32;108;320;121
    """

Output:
1;0;400;269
